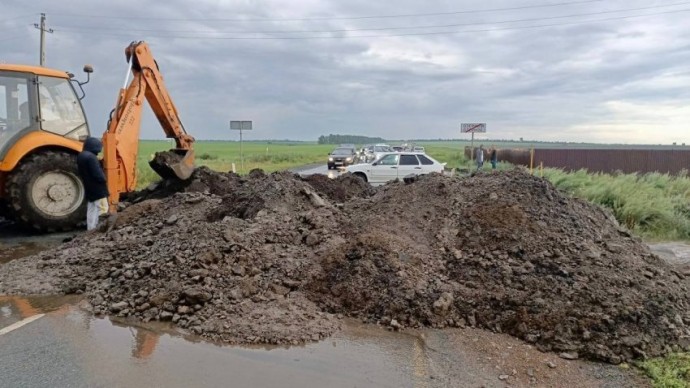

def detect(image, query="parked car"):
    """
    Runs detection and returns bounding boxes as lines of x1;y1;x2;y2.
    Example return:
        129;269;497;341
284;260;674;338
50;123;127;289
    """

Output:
328;147;357;169
360;144;394;163
345;152;446;185
412;146;425;153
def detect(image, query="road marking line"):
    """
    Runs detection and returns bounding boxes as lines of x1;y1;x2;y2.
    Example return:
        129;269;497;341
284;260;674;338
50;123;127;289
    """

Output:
412;337;430;388
0;314;45;336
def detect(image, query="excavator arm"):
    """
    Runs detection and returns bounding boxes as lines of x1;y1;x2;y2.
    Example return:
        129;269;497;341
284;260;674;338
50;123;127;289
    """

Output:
103;41;195;213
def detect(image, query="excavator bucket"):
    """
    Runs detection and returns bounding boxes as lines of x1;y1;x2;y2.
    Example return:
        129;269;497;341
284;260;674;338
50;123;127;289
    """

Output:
149;149;195;181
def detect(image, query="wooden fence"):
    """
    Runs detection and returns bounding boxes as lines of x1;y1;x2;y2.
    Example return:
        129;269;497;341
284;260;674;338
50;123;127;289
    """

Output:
465;148;690;175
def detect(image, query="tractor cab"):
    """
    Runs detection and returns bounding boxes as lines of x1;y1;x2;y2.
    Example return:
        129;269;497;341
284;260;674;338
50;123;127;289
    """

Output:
0;65;93;232
0;65;90;157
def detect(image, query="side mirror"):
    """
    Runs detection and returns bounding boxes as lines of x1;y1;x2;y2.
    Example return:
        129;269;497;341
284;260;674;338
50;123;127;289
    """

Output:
70;65;94;101
372;162;378;166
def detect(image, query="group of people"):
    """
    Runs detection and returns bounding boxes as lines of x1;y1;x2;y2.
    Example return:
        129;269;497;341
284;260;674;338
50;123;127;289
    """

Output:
475;144;498;171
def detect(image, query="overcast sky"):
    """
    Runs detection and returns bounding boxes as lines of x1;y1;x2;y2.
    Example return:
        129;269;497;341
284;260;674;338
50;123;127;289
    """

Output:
1;0;689;144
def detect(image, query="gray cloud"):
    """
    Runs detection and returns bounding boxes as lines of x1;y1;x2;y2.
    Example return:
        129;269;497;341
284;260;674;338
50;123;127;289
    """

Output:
2;0;689;143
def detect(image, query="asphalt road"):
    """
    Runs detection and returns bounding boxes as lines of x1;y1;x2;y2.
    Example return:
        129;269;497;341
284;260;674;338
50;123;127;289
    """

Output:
0;300;414;388
0;295;649;388
291;163;346;179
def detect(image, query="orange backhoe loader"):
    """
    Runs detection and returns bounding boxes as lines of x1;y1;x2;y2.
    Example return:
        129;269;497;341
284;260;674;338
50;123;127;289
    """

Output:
0;41;194;232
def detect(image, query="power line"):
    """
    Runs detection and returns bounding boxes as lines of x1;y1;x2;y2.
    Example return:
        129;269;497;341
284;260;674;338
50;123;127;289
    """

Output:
52;8;690;40
47;0;605;22
0;14;35;24
0;34;27;43
50;2;690;35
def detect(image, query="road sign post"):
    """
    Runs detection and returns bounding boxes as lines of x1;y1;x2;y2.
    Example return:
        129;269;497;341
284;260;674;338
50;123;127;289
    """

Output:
461;123;487;162
230;120;253;172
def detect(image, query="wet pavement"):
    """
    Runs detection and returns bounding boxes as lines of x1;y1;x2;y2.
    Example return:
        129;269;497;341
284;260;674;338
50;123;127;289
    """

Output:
292;163;345;179
0;223;73;264
0;294;650;388
648;242;690;267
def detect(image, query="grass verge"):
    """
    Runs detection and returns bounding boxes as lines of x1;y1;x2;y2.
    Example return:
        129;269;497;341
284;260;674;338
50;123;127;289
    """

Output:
638;353;690;388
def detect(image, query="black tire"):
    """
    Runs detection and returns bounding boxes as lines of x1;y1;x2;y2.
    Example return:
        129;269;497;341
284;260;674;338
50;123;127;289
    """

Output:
353;172;368;182
6;151;86;232
327;164;334;170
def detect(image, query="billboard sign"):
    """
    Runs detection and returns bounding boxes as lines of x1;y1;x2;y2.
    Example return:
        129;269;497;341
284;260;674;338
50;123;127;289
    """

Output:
461;123;486;133
230;121;253;130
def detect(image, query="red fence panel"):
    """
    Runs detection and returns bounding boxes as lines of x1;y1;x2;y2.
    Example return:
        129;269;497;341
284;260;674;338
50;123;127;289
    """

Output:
489;148;690;175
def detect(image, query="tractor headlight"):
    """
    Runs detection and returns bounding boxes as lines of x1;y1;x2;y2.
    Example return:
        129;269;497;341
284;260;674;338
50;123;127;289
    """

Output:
328;157;333;161
346;157;352;162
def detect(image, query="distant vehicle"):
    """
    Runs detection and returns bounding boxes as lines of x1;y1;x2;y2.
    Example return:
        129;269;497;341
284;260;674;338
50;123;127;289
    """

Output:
346;152;446;185
412;146;425;153
328;147;357;169
360;144;393;163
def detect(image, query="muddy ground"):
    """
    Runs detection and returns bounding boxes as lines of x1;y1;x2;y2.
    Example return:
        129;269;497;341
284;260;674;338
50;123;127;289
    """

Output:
1;168;689;365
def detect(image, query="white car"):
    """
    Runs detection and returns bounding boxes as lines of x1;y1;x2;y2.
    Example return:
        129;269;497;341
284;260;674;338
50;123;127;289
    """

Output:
361;144;394;163
346;152;446;185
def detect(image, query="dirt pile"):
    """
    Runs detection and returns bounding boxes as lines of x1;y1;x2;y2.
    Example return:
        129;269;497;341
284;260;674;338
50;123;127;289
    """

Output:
1;169;689;362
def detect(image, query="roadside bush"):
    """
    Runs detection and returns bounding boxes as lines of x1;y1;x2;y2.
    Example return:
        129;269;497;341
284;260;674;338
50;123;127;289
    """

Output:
543;168;690;241
638;353;690;388
198;153;218;160
247;153;303;163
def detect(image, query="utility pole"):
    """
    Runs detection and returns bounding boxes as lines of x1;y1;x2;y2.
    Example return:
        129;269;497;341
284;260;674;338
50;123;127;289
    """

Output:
34;13;53;66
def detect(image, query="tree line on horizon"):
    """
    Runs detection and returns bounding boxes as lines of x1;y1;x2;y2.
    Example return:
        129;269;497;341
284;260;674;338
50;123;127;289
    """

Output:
317;134;386;145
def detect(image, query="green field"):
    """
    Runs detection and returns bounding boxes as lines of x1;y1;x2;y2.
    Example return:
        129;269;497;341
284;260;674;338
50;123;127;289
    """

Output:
135;140;497;187
137;140;334;188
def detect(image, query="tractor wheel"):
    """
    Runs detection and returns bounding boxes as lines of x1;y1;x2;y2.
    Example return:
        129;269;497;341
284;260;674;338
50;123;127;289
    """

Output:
6;151;86;232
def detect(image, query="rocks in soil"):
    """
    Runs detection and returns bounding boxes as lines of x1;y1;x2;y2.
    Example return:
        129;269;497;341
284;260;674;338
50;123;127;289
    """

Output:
0;168;689;364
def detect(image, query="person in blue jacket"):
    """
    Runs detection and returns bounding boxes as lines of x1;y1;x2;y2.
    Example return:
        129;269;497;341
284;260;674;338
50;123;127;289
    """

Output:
77;137;109;230
490;146;498;170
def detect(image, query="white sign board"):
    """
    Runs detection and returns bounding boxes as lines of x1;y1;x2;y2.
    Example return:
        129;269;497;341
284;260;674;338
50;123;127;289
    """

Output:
230;121;253;130
461;123;486;133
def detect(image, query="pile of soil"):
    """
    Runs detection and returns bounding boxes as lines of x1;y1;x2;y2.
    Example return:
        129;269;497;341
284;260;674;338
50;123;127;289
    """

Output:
1;168;689;363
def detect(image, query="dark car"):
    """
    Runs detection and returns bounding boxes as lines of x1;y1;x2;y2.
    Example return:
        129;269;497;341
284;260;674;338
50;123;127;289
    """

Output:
328;147;357;169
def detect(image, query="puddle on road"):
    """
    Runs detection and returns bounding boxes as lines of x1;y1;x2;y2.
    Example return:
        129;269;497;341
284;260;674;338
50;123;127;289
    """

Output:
0;294;479;387
0;294;648;388
648;242;690;266
0;294;83;330
83;317;415;388
0;294;416;387
0;224;73;264
0;241;50;264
